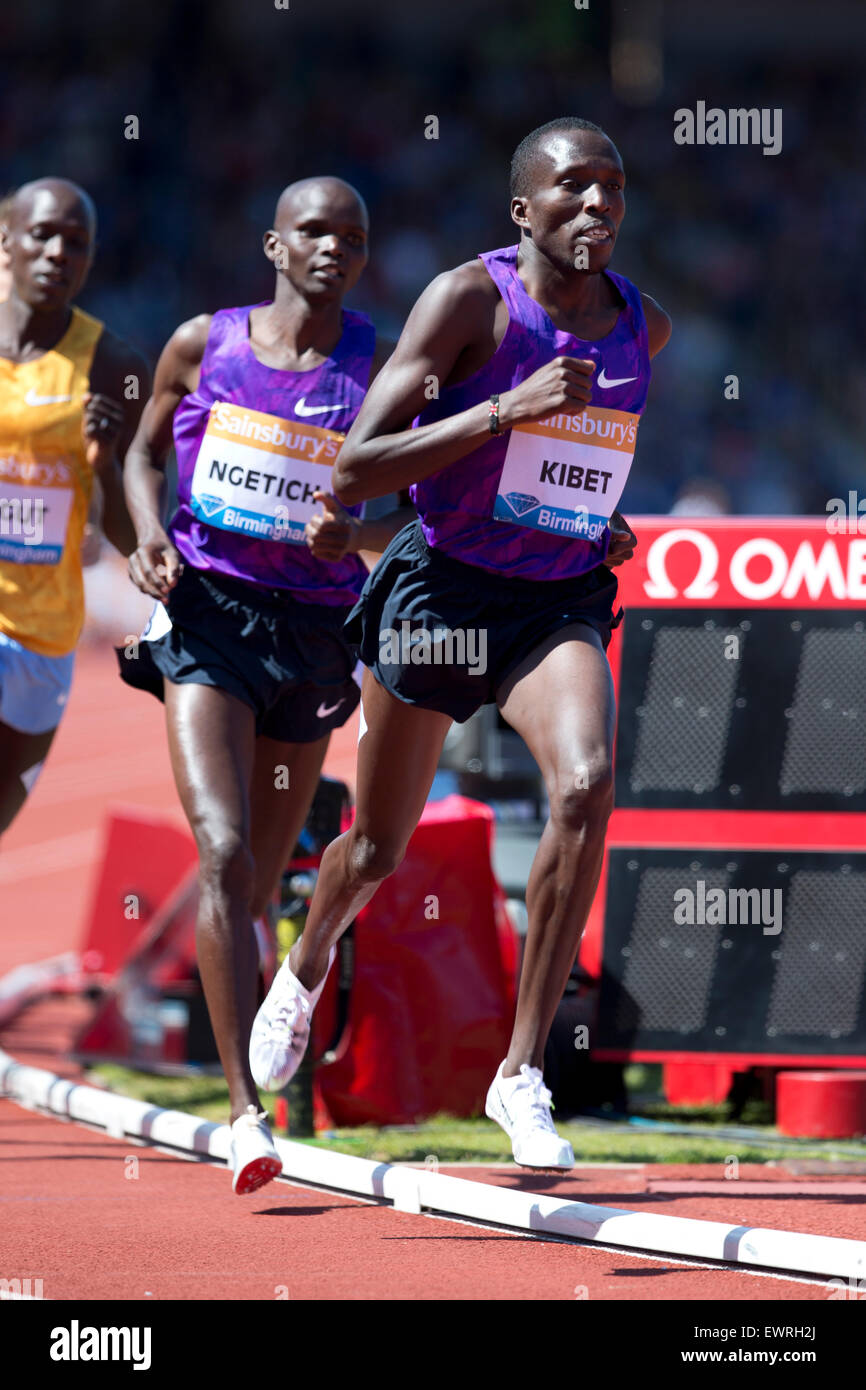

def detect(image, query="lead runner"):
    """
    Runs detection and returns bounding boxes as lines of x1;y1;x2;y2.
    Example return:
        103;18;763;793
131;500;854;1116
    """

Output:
120;176;411;1193
251;118;671;1168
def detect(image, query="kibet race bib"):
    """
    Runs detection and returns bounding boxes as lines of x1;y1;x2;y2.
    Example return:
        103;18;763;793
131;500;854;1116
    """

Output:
189;400;344;545
494;406;639;541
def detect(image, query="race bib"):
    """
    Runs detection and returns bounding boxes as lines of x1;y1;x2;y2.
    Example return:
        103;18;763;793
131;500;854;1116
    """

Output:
189;401;345;544
0;477;74;565
494;407;640;541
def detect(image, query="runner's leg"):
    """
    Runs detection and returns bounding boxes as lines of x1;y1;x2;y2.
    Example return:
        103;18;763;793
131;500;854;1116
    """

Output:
248;733;330;918
289;668;452;992
0;721;57;835
496;623;616;1077
163;681;259;1122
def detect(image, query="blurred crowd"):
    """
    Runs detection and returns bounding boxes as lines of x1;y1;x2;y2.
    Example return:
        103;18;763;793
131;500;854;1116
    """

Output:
1;0;863;516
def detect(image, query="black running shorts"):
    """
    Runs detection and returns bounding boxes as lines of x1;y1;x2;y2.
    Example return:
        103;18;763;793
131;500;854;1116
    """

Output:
344;521;623;723
117;564;361;742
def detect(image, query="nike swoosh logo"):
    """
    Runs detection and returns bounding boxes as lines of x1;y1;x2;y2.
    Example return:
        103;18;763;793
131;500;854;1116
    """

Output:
296;397;349;417
316;698;345;718
596;369;638;389
24;390;73;406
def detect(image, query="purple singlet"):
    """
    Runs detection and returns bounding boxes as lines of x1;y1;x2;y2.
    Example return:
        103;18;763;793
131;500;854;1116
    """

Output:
410;245;650;580
170;303;375;605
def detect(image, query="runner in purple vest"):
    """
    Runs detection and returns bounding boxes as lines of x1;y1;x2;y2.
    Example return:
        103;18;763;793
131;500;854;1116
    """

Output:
251;120;672;1169
120;177;412;1194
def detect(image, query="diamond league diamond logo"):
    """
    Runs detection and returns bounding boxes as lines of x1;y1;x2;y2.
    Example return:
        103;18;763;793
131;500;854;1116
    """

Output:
504;492;542;518
195;494;226;519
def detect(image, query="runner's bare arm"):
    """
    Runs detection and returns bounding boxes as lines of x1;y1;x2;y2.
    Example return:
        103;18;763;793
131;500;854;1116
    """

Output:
368;336;397;383
80;486;103;567
84;331;151;556
124;315;211;599
332;265;596;504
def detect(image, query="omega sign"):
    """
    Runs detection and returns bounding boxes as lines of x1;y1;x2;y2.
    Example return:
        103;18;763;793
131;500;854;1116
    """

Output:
635;523;866;607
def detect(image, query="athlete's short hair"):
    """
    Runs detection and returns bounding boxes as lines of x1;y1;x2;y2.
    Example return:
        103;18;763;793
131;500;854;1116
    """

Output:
1;179;97;237
510;118;609;198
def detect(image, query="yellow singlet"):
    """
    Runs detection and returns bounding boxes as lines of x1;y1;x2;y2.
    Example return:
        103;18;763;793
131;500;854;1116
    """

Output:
0;307;103;656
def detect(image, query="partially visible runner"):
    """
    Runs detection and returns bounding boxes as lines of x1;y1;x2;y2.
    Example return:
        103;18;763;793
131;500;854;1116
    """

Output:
0;178;147;835
0;193;12;302
121;177;412;1194
251;119;672;1168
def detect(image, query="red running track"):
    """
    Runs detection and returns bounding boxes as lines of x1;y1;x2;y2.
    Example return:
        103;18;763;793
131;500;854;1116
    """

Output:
4;1100;860;1302
1;644;864;1300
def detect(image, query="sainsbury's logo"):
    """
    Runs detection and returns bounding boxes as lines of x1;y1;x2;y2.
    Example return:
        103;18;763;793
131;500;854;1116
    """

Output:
210;401;341;460
534;410;638;450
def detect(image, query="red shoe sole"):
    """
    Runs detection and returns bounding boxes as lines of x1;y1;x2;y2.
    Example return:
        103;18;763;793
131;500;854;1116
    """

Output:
233;1155;282;1195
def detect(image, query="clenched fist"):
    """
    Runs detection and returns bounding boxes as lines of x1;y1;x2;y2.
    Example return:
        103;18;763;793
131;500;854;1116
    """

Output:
305;490;361;562
500;356;596;429
128;531;183;600
605;510;637;567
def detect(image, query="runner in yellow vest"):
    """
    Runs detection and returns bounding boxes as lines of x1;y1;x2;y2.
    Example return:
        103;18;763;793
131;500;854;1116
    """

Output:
0;178;149;833
0;193;11;303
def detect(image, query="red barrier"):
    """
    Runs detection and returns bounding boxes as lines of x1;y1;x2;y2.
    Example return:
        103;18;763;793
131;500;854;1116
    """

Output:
777;1071;866;1139
663;1062;740;1107
74;864;211;1069
74;798;517;1122
78;808;197;980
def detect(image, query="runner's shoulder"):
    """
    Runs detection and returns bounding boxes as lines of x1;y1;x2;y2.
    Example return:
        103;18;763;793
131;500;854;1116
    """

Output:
412;260;499;339
430;259;499;310
166;313;213;368
155;313;213;395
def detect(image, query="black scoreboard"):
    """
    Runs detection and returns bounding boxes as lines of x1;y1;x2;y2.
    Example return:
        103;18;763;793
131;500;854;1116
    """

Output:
583;518;866;1066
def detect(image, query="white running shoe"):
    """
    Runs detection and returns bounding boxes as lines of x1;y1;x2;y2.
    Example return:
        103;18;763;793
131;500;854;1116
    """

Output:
229;1105;282;1195
485;1061;575;1170
249;946;335;1092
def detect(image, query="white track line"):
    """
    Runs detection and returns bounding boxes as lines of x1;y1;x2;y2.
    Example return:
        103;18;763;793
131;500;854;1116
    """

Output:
2;1047;864;1282
262;1168;839;1291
